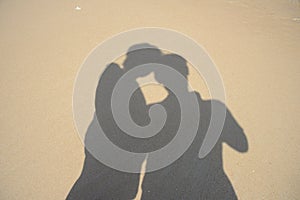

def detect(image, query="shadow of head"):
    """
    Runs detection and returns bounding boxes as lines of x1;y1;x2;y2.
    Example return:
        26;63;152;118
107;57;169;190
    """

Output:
123;43;162;77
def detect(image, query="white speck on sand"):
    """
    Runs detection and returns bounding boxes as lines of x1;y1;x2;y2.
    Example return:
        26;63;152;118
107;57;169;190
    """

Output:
292;17;300;22
75;6;81;11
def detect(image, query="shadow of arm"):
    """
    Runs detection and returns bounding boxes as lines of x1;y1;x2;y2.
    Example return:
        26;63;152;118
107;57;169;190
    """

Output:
222;109;248;152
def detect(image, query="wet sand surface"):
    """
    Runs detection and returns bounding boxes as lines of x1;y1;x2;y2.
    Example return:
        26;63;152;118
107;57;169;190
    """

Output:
0;0;300;199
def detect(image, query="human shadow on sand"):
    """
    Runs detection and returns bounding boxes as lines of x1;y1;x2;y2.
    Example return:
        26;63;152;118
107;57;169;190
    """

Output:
67;44;248;200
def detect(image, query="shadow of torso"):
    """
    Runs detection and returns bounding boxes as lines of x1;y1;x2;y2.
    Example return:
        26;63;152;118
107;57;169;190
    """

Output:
141;90;248;200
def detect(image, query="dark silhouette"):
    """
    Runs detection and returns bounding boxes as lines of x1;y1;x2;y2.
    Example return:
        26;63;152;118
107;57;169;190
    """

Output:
67;44;162;199
141;54;248;199
67;45;248;200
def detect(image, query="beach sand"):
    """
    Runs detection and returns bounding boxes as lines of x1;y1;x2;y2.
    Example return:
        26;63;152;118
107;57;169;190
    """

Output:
0;0;299;199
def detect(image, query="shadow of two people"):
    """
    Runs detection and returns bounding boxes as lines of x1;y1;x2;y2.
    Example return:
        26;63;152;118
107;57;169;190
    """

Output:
67;44;248;200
